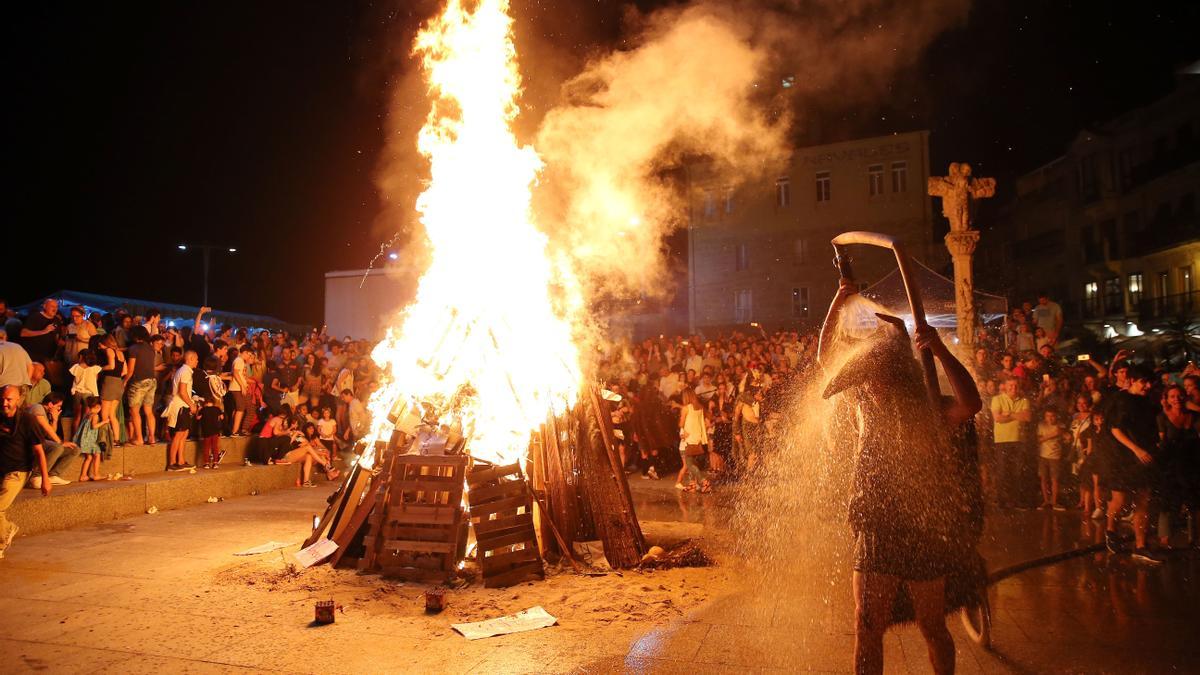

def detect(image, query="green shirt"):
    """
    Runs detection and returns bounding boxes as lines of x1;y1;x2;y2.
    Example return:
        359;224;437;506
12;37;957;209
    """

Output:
25;379;50;406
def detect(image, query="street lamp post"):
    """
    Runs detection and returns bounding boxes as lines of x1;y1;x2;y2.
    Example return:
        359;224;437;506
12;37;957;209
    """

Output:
177;244;237;307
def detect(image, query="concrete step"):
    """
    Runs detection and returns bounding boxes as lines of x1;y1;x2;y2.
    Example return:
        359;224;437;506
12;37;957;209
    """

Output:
8;456;319;538
50;435;258;480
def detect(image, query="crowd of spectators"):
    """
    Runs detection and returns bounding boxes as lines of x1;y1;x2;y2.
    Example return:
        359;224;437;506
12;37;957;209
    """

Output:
3;290;1197;565
975;292;1200;565
595;290;1199;566
597;329;817;492
0;297;379;502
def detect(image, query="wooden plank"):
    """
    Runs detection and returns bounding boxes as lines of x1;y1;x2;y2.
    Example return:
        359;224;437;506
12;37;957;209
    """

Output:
473;512;533;535
482;561;544;588
380;526;456;542
480;547;539;572
381;540;457;554
476;529;538;552
389;504;460;523
389;477;463;493
468;495;528;517
467;462;521;487
467;480;527;504
329;471;387;568
391;454;469;468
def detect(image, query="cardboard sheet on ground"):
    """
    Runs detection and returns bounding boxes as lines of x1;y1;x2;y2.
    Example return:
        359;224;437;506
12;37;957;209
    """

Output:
234;541;295;556
451;606;558;640
294;538;338;568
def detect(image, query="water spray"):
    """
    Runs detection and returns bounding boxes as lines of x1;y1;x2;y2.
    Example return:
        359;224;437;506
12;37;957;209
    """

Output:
829;231;938;406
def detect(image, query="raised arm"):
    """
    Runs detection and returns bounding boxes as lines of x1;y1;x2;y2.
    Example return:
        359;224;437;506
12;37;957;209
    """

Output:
914;325;981;425
817;279;858;368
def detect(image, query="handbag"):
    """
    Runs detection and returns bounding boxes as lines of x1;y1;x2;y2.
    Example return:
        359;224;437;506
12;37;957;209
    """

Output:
685;443;706;457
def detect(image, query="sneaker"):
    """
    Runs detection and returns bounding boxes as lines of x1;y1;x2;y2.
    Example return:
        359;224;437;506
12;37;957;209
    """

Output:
216;450;227;466
1131;548;1163;565
181;463;195;470
1052;504;1067;512
1105;531;1122;554
301;481;316;488
167;464;187;472
29;476;42;489
203;463;213;470
49;476;71;486
647;467;659;480
1090;507;1105;520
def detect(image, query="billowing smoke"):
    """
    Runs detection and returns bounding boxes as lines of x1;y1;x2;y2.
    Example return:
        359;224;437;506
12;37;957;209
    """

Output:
532;0;971;307
366;0;971;331
535;4;789;300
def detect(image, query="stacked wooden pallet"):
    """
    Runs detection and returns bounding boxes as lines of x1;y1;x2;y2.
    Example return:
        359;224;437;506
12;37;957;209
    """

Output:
467;462;544;588
357;454;469;582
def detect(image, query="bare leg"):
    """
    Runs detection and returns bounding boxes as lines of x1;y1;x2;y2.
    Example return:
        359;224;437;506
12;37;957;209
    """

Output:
303;455;313;483
143;405;156;444
79;455;92;481
232;410;244;435
1107;490;1128;533
909;577;956;675
853;571;899;675
1051;475;1060;507
129;405;144;445
1132;490;1151;549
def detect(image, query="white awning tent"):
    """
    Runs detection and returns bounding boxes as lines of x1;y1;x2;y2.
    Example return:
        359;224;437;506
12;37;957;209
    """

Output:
859;258;1009;330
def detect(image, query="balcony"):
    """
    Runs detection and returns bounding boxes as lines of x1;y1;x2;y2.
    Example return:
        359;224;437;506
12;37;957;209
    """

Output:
1139;290;1199;322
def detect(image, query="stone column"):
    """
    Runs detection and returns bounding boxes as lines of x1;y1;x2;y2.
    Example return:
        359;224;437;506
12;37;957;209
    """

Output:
944;230;980;350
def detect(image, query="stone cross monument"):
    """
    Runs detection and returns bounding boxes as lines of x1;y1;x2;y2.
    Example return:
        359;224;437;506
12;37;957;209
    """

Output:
927;162;995;349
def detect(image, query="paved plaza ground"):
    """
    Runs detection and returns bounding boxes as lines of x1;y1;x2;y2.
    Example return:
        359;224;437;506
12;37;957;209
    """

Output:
1;479;1197;674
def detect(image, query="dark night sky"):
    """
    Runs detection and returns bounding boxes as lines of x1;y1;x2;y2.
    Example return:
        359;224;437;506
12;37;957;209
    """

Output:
6;1;1197;324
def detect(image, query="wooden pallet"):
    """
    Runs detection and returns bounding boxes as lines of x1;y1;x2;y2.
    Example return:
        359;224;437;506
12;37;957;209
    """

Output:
360;454;468;583
467;462;544;588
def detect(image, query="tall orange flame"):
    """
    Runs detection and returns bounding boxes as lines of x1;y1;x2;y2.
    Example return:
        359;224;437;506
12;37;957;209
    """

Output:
361;0;582;467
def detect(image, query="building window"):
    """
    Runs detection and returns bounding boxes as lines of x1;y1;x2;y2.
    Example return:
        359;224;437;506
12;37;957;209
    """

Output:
868;164;884;196
891;161;908;193
1182;266;1194;312
1123;211;1141;237
776;177;791;207
794;238;809;266
1100;219;1120;259
724;187;735;214
815;170;831;202
734;289;753;323
703;191;715;218
1084;281;1099;316
1103;277;1122;314
791;287;810;319
735;243;749;271
1156;271;1169;315
1127;273;1144;308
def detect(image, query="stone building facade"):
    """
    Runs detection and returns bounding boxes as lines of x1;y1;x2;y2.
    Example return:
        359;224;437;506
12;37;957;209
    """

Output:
983;76;1199;338
686;130;937;332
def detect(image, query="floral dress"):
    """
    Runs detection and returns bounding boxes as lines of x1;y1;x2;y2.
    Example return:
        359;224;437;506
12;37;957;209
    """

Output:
74;414;102;456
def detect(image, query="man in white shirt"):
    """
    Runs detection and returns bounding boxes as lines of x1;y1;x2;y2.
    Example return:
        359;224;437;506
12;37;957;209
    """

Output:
0;329;33;390
1032;293;1063;344
228;346;249;435
164;350;198;471
340;389;370;446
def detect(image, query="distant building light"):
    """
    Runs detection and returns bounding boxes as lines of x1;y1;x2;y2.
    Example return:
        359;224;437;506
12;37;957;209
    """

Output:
177;245;187;251
388;252;399;261
228;247;237;253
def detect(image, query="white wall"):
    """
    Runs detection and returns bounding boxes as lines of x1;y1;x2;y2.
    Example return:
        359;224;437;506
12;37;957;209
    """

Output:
324;268;416;341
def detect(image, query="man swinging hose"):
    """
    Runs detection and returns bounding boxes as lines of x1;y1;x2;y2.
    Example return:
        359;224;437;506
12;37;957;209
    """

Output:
819;279;982;675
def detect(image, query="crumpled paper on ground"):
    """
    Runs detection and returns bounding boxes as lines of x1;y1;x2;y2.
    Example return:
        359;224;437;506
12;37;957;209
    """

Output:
452;606;558;640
